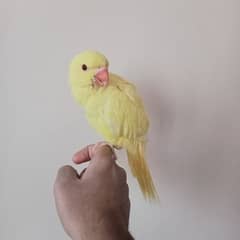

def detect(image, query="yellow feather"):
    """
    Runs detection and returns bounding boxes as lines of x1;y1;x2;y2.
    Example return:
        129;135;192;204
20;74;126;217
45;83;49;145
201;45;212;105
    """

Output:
69;50;158;200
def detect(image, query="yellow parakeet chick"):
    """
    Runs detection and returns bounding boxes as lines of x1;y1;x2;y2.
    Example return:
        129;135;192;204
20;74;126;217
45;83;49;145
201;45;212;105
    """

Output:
69;50;158;200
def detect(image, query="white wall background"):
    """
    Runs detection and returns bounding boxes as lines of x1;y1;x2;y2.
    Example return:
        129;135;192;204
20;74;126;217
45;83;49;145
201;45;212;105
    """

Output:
1;0;240;239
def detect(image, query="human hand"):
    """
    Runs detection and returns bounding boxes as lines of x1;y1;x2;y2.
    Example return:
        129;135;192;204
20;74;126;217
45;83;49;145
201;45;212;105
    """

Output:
54;144;133;240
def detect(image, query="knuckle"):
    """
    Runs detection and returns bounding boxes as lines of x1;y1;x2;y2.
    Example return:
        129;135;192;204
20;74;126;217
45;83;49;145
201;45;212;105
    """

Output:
55;165;73;186
58;165;73;175
57;165;73;179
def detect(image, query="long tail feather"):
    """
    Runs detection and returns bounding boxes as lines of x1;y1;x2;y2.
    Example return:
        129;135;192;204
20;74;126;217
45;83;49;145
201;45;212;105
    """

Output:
127;142;158;200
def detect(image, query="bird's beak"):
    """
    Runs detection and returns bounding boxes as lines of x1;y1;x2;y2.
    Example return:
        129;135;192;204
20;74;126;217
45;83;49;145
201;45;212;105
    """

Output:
94;67;109;87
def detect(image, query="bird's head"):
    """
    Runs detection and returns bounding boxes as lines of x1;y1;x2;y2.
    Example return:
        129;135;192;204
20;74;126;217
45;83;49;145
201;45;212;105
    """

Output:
69;50;109;91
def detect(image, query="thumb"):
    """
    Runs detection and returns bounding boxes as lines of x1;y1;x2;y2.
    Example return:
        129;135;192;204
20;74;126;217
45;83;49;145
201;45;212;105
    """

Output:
85;145;116;176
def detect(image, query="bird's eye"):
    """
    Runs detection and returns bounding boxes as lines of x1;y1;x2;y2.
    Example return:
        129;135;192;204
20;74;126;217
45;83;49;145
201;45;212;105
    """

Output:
82;64;88;71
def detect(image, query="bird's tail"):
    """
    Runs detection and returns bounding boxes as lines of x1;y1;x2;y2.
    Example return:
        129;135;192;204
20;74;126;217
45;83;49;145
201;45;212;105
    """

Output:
127;142;158;200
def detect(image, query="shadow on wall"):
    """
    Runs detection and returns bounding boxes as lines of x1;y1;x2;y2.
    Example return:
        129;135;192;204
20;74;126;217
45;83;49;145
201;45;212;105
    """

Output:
137;72;177;182
135;72;240;216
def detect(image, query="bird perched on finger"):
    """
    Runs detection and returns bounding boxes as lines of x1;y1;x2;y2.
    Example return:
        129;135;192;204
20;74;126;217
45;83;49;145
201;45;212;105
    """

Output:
69;50;158;200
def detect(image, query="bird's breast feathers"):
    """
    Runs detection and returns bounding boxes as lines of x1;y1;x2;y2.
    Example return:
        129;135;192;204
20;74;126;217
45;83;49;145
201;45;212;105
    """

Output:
84;73;149;146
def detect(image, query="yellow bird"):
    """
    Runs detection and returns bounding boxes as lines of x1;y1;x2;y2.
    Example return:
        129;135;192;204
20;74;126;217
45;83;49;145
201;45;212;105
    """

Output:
69;50;158;200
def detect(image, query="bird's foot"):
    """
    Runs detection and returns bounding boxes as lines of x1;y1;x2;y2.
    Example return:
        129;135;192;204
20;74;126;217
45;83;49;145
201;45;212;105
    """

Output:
112;144;122;150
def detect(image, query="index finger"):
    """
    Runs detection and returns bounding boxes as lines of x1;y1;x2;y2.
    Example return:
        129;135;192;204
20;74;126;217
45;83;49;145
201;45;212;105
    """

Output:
72;144;95;164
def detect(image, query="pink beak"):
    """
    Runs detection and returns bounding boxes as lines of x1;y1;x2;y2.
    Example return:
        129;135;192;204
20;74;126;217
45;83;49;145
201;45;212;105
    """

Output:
94;67;109;86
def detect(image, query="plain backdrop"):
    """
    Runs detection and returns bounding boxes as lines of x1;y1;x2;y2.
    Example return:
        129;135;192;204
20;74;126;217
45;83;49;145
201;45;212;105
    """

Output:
1;0;240;239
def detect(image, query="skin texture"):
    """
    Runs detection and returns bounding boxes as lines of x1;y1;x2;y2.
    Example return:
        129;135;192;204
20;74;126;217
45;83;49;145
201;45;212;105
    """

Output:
54;144;134;240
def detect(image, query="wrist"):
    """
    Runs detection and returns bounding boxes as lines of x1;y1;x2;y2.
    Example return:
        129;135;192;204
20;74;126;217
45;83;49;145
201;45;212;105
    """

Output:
73;209;132;240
